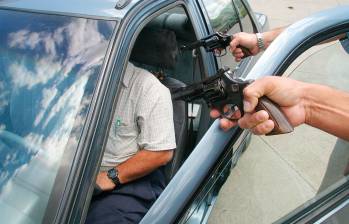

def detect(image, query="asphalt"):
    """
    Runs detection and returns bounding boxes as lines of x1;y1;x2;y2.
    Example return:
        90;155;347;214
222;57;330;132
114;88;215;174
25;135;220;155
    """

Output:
208;1;349;223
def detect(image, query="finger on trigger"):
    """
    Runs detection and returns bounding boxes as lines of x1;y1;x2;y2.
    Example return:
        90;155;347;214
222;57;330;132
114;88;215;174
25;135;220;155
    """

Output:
231;106;242;119
220;118;237;131
210;109;221;118
235;48;242;54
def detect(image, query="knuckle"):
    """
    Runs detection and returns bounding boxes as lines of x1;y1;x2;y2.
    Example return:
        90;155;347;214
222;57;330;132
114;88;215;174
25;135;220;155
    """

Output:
243;87;252;97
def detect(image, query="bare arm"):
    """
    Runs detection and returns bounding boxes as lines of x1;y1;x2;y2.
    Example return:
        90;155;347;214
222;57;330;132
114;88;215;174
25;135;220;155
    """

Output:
304;84;349;140
97;149;173;190
261;26;286;48
230;27;346;61
229;26;286;61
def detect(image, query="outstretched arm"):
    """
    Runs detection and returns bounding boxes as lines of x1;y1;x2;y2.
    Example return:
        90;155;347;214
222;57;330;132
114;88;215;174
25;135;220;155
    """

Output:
229;26;286;61
229;27;347;62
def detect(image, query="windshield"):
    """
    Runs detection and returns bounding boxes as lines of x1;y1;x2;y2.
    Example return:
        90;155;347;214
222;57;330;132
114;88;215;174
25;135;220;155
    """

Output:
0;9;115;223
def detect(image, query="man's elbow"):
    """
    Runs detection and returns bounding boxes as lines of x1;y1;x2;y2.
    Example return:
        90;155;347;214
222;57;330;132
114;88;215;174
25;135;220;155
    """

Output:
159;150;174;166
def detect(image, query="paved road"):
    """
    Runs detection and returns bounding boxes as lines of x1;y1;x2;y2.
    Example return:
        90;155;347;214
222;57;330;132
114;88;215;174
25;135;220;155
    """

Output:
208;1;349;224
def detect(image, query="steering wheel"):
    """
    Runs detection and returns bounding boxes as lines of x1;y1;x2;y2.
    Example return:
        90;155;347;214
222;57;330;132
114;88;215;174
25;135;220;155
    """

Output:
0;130;40;153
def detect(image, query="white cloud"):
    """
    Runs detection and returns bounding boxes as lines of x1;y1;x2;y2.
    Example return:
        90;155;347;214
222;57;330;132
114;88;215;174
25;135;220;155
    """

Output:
0;81;10;110
34;87;58;126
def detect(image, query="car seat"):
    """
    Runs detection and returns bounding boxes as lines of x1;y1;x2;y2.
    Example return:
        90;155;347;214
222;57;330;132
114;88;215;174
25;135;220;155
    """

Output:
130;27;187;182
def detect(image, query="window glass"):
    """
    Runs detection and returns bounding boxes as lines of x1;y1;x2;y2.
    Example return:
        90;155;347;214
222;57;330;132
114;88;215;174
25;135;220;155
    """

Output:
233;0;255;33
0;9;115;223
202;0;242;69
202;0;240;33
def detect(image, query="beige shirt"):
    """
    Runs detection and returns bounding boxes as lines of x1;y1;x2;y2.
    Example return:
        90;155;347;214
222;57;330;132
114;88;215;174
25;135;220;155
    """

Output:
101;63;176;169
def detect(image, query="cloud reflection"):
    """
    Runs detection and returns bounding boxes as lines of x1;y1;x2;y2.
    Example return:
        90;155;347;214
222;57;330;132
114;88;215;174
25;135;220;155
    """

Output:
0;14;114;218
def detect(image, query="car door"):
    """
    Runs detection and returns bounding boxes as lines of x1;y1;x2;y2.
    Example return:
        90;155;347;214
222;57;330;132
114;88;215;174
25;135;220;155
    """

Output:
208;6;349;224
138;1;255;223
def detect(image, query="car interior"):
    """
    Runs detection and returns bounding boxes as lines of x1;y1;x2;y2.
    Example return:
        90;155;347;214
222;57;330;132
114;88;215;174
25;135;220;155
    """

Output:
128;6;211;182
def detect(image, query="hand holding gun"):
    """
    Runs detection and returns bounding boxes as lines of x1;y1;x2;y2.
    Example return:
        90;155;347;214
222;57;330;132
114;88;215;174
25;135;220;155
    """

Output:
180;32;252;57
172;68;293;135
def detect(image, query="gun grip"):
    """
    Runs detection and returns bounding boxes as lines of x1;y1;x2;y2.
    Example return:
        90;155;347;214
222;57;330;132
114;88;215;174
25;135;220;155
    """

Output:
256;96;293;135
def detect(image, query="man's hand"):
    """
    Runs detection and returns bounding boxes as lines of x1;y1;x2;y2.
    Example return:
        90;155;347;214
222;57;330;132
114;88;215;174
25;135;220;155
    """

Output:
230;32;260;62
211;76;307;135
210;106;241;131
96;171;116;191
230;27;286;62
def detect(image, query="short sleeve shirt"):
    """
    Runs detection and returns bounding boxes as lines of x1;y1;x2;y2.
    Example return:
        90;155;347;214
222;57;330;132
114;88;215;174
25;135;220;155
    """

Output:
101;63;176;169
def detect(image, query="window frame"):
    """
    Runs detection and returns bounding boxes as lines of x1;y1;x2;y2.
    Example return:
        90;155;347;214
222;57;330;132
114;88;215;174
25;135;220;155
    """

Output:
140;1;251;223
233;0;258;33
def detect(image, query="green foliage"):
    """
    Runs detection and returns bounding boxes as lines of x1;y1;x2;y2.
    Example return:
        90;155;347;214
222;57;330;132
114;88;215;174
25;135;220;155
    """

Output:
211;4;239;32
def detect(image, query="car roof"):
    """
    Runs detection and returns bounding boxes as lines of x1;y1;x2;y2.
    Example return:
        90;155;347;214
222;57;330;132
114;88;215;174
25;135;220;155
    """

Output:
0;0;141;19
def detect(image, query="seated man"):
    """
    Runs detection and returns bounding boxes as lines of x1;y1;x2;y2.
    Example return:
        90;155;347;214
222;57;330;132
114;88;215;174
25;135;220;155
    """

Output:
86;62;176;224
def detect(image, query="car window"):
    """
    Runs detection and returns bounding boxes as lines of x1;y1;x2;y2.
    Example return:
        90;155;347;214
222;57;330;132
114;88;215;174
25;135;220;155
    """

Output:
209;33;349;224
201;0;242;70
233;0;255;33
0;9;115;223
103;5;218;222
127;5;209;178
201;0;240;34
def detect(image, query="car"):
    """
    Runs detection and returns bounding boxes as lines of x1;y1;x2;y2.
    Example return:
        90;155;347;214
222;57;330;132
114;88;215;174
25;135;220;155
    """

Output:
0;0;267;223
1;1;347;224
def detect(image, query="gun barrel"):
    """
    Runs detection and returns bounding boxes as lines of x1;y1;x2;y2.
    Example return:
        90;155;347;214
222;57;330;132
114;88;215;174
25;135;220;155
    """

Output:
171;84;205;101
180;40;205;51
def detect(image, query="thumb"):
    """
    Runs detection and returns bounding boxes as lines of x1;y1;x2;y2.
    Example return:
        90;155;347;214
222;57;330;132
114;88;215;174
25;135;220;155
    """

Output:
229;36;240;52
243;78;273;113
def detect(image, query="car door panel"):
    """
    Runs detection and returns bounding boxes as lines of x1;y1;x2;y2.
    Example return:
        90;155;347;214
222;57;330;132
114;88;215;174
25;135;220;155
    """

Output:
140;121;244;224
140;1;264;223
240;6;349;224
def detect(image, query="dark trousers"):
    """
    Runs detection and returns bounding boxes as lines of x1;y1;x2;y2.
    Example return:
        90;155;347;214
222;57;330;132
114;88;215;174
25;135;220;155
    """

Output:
85;169;166;224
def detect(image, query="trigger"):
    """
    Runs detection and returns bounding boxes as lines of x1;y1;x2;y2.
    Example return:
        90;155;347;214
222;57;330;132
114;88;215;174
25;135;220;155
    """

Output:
222;104;239;119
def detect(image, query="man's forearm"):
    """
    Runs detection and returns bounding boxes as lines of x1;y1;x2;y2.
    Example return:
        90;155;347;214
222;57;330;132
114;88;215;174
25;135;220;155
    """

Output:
304;84;349;140
117;149;173;184
262;26;286;48
262;27;346;48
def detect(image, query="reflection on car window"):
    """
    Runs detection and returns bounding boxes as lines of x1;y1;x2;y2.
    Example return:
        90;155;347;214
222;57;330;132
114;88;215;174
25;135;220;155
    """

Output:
233;0;255;33
202;0;242;69
202;0;240;33
0;9;115;223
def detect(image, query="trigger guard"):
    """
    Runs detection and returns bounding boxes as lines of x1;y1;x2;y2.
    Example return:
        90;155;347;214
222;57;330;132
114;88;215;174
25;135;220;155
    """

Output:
220;104;239;121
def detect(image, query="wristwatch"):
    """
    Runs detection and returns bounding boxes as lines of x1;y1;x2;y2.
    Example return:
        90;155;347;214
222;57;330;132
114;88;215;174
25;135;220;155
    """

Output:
107;167;121;186
256;32;265;50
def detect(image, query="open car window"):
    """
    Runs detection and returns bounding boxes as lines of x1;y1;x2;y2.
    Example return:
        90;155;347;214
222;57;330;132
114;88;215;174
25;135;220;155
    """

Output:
126;5;209;183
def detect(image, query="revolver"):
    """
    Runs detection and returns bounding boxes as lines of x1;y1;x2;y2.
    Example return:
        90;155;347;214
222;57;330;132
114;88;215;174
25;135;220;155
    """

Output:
180;32;252;57
171;67;293;135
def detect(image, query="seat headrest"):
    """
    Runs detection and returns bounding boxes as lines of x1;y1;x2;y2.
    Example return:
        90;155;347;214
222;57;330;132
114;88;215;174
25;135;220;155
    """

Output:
130;28;178;70
147;13;196;41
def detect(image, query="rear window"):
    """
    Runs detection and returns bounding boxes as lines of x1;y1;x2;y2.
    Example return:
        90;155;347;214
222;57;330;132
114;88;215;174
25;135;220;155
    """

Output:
0;9;115;223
